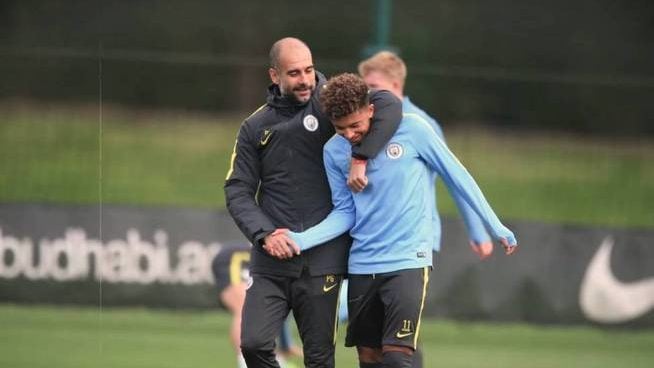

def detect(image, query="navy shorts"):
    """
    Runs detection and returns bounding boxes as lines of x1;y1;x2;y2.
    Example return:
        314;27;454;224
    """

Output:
345;267;431;350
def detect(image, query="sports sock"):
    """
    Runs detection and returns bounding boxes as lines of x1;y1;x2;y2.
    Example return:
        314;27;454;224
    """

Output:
237;353;247;368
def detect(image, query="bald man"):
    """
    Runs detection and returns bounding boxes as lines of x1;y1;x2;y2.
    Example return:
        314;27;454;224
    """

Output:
224;38;402;368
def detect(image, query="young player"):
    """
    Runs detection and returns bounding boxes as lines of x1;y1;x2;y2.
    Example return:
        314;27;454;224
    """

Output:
288;73;518;368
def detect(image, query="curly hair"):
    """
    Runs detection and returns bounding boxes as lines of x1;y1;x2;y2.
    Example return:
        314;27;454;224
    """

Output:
320;73;369;121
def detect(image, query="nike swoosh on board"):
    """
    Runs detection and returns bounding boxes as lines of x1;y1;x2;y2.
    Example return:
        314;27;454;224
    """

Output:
579;236;654;323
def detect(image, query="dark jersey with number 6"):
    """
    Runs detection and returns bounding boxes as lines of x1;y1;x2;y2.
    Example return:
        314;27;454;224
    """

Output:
211;243;251;294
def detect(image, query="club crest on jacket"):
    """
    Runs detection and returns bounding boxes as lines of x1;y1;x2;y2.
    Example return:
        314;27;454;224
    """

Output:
303;114;319;132
386;143;404;159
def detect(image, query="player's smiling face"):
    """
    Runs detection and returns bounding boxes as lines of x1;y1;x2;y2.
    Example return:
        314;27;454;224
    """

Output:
332;104;374;145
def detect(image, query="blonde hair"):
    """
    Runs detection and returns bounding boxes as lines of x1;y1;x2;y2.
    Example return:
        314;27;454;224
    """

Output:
358;51;407;88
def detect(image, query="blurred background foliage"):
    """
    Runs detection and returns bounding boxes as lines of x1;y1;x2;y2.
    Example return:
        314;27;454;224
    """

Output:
1;0;652;134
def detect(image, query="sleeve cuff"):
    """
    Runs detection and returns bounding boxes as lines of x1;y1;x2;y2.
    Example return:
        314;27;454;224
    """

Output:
253;229;273;247
288;231;307;251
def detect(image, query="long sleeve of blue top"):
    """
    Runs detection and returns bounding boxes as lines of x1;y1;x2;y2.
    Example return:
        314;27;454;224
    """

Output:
402;97;490;249
410;119;516;246
289;145;356;250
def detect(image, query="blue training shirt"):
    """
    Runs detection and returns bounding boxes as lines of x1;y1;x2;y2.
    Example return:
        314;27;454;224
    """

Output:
290;113;516;275
403;96;490;251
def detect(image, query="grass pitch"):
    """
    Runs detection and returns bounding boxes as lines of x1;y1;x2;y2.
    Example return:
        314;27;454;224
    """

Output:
1;304;653;368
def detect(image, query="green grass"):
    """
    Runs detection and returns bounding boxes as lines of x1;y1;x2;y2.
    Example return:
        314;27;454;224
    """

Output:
0;103;237;207
1;304;653;368
439;128;654;227
1;102;653;227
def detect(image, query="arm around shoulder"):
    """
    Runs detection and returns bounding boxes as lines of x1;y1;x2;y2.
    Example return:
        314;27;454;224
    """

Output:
351;90;402;159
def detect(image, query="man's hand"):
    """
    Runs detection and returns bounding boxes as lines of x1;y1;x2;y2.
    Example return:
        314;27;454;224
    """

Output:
348;158;369;192
262;228;300;259
500;238;518;256
271;228;301;256
470;241;493;260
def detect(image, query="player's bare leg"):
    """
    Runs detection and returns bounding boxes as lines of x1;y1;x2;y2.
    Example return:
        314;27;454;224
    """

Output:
356;346;382;368
381;344;413;368
221;284;247;367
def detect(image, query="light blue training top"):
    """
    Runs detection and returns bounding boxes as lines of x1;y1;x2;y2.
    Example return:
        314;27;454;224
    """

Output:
290;113;516;274
402;96;490;250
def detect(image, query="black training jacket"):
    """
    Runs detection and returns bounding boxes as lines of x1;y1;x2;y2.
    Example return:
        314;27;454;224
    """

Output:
224;72;402;277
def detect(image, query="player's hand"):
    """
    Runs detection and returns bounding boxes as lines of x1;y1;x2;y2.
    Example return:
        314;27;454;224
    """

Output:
263;229;300;259
271;228;300;256
263;231;291;259
347;158;368;193
470;241;493;260
500;237;518;256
